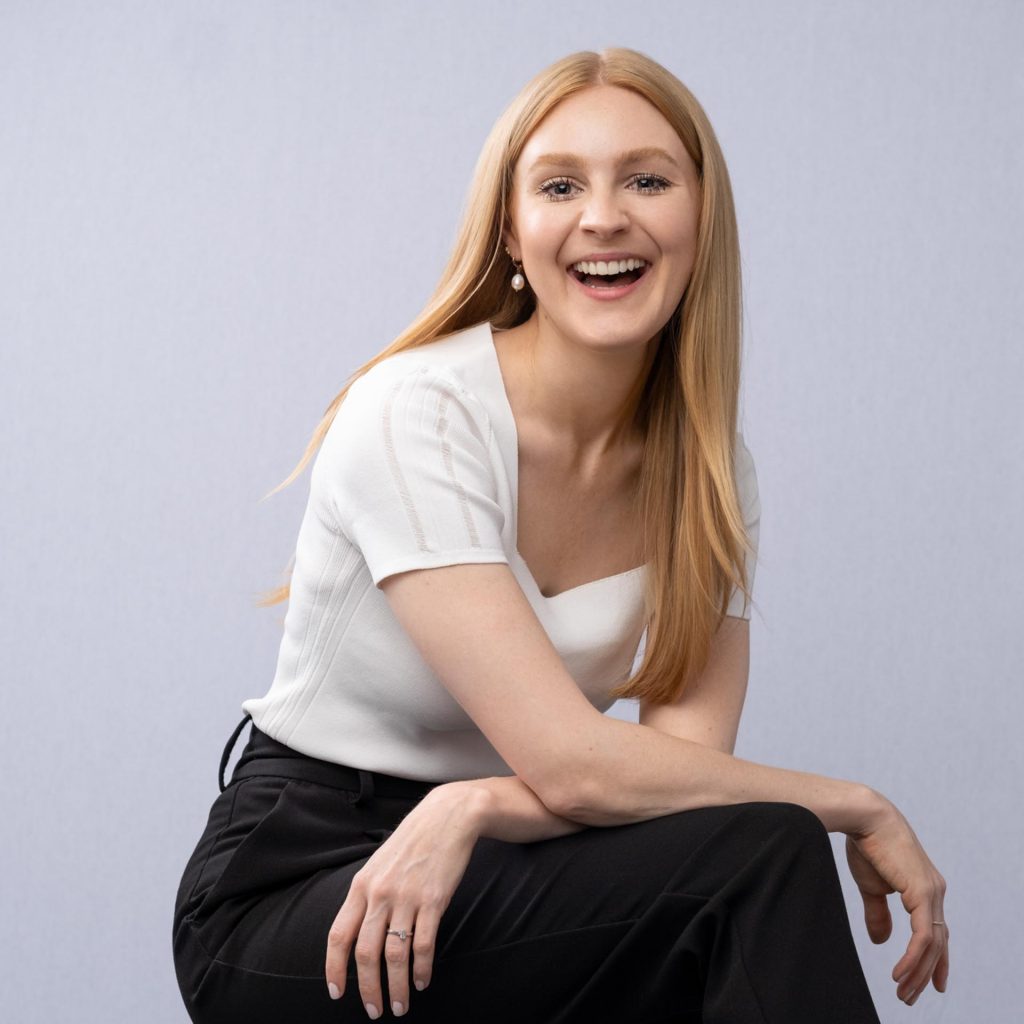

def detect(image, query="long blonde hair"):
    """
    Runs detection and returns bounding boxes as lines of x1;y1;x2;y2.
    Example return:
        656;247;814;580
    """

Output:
257;47;755;706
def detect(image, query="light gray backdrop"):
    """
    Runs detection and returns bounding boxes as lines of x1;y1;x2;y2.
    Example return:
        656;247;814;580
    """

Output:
2;1;1020;1021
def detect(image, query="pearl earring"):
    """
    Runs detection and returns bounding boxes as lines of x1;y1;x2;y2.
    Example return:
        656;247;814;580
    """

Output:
504;245;526;292
511;260;525;292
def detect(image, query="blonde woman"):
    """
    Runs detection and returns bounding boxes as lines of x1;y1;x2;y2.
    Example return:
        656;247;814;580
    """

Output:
173;47;948;1023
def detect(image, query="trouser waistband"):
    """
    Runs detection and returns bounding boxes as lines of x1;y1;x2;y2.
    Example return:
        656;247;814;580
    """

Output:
218;713;444;804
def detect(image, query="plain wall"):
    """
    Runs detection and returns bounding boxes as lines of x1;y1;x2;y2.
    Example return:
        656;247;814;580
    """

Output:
2;1;1020;1021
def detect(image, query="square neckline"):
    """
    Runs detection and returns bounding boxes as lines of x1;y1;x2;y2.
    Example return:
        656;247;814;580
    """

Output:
482;321;647;602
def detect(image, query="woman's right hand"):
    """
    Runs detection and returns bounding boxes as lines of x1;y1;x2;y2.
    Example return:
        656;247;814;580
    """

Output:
844;792;949;1006
324;781;485;1018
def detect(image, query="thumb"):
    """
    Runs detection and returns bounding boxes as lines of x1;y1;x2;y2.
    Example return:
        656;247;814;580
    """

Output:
862;891;893;944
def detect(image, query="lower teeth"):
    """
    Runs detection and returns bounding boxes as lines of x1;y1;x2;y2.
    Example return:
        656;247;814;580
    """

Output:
580;271;638;287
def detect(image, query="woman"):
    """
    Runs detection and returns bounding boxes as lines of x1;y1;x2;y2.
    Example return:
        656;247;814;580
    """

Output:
173;47;948;1022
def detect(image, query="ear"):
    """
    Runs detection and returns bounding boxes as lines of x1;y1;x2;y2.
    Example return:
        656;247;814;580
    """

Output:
501;223;519;262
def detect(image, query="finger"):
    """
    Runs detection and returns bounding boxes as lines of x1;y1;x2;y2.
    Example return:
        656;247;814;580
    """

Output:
325;885;368;1001
909;904;949;1004
932;883;950;993
904;931;944;1005
892;894;935;995
409;902;444;993
896;902;943;1004
905;895;949;1005
383;918;416;1017
933;929;950;992
354;905;390;1021
861;891;892;943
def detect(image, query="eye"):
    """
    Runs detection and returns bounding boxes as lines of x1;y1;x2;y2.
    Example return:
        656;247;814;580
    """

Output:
536;176;578;201
628;172;671;194
536;172;672;202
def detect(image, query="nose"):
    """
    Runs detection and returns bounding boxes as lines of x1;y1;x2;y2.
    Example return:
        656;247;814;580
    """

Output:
577;184;631;235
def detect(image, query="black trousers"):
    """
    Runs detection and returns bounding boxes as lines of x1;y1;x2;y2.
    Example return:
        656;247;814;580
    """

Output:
172;715;882;1023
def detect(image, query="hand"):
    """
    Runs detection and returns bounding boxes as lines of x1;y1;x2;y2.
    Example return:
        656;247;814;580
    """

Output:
845;793;949;1006
324;782;484;1018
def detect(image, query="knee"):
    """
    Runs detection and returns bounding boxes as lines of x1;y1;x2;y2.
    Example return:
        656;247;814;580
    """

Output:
731;801;830;849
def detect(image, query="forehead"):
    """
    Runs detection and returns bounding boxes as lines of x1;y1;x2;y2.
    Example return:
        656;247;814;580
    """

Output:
516;85;687;175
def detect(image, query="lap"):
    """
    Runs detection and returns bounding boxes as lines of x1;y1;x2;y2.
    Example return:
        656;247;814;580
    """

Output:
175;771;826;978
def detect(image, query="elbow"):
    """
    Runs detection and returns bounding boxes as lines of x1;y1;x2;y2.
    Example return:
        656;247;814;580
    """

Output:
543;716;613;821
542;769;602;824
528;713;612;820
547;785;594;824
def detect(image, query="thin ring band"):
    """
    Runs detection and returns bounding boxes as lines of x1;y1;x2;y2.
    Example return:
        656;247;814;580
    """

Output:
933;921;946;926
386;928;414;940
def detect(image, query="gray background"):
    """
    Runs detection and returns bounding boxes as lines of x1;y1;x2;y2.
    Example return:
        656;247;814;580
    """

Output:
2;1;1020;1021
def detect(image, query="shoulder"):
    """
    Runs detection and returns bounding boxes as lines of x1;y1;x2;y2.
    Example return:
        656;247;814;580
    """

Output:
333;357;493;445
733;430;756;476
733;430;761;521
318;357;500;500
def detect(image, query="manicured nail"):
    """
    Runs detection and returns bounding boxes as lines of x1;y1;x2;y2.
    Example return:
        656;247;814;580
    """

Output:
392;1001;405;1015
328;982;341;1000
365;1004;380;1020
415;979;426;991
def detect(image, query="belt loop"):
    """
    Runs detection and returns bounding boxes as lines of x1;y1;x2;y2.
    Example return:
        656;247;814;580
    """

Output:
219;712;253;793
354;768;375;805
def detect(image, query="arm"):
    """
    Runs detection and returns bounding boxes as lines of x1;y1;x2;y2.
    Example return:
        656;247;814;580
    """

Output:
456;614;757;844
563;719;880;832
444;775;588;844
639;614;750;756
379;561;878;834
568;616;879;832
365;563;945;1012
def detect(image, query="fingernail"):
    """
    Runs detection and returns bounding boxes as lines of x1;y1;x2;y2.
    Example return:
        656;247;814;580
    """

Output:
392;1001;405;1015
365;1004;380;1020
328;982;341;1000
415;979;426;991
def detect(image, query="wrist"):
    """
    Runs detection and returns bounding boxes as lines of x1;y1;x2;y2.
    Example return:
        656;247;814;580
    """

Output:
425;780;492;837
846;784;897;839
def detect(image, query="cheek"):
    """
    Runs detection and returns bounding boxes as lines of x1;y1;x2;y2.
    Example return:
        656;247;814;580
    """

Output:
659;201;699;256
516;208;567;259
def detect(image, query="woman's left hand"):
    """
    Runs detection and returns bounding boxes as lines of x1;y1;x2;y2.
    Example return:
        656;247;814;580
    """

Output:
324;781;484;1019
844;795;949;1006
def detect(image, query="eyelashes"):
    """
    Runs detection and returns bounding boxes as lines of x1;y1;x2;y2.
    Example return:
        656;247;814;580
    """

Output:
536;172;672;202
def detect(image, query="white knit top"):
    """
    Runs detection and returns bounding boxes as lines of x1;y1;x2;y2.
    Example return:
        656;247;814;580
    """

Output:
240;320;761;781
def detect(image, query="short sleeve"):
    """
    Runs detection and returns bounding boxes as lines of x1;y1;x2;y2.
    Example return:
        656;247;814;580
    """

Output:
726;432;762;619
320;363;511;587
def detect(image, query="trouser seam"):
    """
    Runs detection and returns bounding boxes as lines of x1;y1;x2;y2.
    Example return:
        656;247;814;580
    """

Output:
182;916;325;982
728;910;771;1024
180;913;646;982
435;917;644;965
185;780;244;907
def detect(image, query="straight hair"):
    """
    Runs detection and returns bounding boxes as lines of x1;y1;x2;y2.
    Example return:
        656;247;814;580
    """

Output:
258;47;755;706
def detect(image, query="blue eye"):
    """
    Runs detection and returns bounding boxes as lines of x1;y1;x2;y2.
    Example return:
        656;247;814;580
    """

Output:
629;173;671;193
536;172;671;202
537;176;577;200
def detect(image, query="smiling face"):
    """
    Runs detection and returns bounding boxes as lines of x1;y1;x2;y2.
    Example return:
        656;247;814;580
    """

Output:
504;84;701;349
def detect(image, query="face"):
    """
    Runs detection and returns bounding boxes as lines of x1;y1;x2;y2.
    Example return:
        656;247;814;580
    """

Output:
504;84;701;350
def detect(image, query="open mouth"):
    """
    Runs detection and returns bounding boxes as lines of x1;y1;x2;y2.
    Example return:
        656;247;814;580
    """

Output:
567;262;651;288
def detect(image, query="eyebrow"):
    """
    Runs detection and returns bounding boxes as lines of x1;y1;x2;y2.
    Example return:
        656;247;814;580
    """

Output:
528;146;685;174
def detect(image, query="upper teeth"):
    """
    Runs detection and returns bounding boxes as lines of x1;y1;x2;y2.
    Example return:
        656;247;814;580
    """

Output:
572;258;646;275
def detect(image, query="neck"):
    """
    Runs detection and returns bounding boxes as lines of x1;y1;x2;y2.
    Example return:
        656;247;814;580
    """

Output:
499;311;655;465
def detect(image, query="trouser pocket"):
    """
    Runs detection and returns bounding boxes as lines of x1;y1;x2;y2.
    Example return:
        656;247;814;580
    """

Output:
175;776;294;927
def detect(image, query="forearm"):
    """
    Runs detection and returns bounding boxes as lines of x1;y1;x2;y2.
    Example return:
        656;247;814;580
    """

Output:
443;775;589;844
563;717;880;834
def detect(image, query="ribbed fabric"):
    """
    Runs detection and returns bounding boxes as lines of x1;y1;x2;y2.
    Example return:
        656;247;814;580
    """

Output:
240;321;761;781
